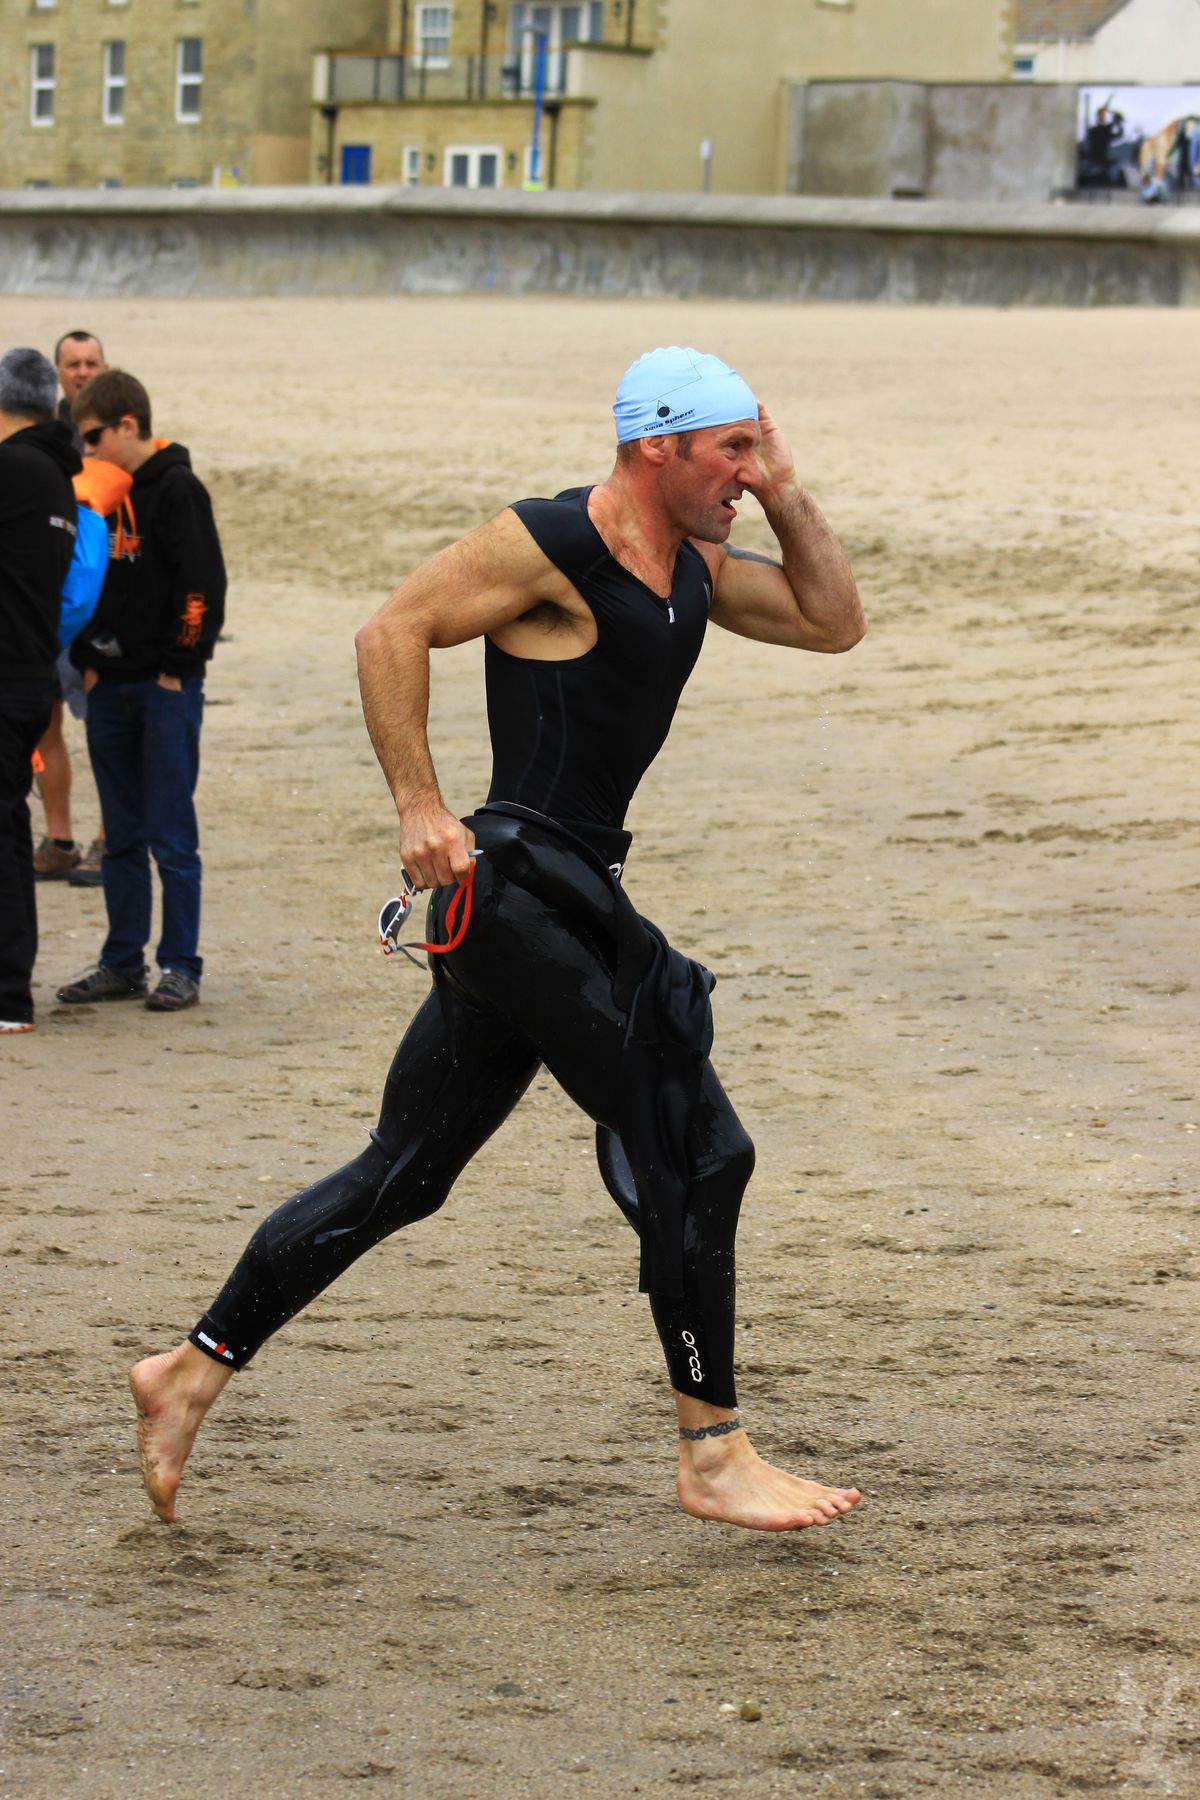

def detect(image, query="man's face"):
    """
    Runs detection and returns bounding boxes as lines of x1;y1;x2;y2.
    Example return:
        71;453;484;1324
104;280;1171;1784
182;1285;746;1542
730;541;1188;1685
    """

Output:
660;419;762;544
56;337;106;400
77;411;139;472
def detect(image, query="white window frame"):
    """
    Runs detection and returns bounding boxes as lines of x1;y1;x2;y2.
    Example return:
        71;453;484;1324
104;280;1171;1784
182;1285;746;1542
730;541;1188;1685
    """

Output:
443;143;501;189
34;0;56;11
1012;54;1036;82
509;5;602;95
175;38;202;123
403;145;422;185
415;4;451;68
103;41;126;125
31;44;55;127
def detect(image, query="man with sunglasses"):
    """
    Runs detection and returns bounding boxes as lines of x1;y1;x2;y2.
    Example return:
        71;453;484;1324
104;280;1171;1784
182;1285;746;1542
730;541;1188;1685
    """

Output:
129;348;866;1534
58;369;225;1014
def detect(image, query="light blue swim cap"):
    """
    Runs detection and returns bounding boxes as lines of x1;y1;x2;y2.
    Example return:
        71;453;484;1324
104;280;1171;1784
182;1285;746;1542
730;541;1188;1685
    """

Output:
613;346;757;445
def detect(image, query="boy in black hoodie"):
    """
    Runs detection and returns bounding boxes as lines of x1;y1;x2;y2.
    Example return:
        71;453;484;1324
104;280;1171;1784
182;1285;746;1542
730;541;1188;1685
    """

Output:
59;370;226;1014
0;347;81;1031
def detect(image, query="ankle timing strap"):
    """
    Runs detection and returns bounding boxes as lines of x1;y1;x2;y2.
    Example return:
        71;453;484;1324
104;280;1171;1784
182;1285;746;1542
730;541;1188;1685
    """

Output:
679;1414;743;1441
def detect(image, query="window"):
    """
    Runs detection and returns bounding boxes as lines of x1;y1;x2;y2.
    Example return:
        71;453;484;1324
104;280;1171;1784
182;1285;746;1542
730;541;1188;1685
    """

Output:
103;42;125;124
444;144;500;189
176;38;202;121
415;5;451;67
31;45;54;126
1012;54;1036;82
403;145;422;186
508;4;603;94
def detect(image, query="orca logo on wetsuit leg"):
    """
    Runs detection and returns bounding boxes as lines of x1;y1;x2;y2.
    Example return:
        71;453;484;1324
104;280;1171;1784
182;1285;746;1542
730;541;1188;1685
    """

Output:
682;1329;704;1385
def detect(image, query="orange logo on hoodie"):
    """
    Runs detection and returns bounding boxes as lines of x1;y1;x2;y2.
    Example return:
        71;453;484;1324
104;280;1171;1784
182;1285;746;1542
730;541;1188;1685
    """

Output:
178;595;206;649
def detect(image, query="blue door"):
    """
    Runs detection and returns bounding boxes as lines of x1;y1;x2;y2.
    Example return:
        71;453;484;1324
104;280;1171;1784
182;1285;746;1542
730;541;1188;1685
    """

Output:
341;144;372;184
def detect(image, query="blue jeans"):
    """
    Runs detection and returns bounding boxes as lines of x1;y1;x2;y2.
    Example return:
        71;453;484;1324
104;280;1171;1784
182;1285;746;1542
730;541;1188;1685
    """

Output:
86;677;205;982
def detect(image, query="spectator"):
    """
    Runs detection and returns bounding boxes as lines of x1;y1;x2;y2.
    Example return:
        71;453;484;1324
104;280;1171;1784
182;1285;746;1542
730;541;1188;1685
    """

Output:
55;329;107;449
33;328;111;888
0;348;81;1033
57;371;226;1015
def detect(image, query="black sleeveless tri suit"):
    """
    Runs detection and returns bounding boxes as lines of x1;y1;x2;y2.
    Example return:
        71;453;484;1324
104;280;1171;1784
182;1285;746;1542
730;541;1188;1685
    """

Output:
190;489;754;1407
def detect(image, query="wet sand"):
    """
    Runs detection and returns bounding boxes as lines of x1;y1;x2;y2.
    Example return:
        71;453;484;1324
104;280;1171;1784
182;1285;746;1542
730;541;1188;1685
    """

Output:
2;296;1197;1798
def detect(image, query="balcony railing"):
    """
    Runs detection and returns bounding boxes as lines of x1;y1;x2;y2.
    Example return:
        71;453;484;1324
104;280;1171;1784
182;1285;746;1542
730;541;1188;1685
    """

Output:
321;51;572;106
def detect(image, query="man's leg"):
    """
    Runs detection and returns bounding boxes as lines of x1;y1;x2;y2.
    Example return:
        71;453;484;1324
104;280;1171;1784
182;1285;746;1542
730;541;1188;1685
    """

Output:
33;699;78;866
142;677;203;984
444;870;861;1531
85;682;152;977
0;692;53;1026
130;979;541;1520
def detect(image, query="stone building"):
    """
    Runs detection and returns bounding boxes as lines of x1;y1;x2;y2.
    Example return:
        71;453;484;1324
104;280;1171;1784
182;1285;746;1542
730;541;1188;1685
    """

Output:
0;0;382;188
0;0;1017;191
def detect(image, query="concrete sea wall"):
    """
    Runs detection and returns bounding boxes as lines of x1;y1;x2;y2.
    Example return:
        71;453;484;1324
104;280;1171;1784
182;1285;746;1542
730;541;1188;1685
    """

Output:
1;187;1197;305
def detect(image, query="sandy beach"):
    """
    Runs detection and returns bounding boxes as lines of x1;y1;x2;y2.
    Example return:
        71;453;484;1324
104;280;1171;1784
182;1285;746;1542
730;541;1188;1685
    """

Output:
2;294;1197;1798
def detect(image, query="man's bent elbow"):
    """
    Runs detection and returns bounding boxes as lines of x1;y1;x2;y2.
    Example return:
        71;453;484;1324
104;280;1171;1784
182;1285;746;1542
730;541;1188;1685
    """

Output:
815;603;867;654
831;612;867;653
355;611;402;665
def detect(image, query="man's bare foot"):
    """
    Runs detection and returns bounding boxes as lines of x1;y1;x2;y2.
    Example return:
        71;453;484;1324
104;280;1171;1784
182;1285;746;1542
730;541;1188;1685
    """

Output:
675;1401;861;1532
128;1343;232;1522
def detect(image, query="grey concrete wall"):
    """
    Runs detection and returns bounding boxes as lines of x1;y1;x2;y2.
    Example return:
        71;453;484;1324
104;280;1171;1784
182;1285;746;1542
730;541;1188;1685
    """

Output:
0;187;1197;306
926;85;1079;202
794;84;929;198
792;81;1079;203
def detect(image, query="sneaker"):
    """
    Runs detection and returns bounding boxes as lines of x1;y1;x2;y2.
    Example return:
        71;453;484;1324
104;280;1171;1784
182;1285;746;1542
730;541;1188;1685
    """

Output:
145;970;200;1012
67;838;105;888
57;962;148;1004
0;1020;34;1034
33;836;81;880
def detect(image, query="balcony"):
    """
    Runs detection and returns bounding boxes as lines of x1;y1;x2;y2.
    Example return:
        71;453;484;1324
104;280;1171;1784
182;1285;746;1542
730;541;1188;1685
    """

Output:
315;50;577;107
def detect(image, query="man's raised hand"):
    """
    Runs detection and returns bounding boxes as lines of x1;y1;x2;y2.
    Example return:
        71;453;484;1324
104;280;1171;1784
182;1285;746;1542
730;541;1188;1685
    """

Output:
749;402;799;500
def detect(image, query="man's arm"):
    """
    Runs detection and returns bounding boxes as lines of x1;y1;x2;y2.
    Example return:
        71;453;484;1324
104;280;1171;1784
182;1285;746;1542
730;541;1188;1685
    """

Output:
158;472;226;686
704;404;866;654
355;508;557;889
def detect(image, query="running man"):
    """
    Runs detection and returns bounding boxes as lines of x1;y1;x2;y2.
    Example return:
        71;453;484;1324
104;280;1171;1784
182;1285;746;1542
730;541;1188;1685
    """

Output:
131;347;867;1532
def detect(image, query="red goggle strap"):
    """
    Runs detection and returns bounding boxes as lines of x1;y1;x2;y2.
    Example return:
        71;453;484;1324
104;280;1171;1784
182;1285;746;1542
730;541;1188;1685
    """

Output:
415;859;474;955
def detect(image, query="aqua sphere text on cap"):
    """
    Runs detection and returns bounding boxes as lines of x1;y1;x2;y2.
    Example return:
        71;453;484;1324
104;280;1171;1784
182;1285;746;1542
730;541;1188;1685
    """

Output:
613;346;758;444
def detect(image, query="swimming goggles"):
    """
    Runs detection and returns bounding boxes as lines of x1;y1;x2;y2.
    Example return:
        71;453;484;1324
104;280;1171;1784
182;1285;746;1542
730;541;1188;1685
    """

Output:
378;852;481;966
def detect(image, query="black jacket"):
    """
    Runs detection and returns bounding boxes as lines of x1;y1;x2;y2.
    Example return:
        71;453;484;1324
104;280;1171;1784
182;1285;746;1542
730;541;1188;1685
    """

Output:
57;395;84;455
0;419;81;684
73;442;226;681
